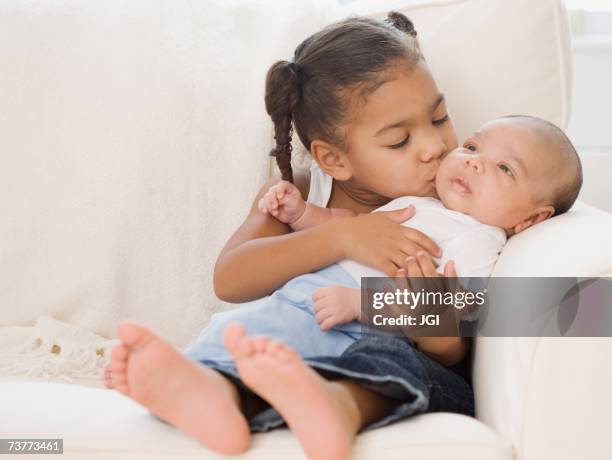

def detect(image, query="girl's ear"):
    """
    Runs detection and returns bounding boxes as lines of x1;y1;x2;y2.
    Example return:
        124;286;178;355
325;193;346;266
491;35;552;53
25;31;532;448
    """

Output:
511;205;555;235
310;139;352;181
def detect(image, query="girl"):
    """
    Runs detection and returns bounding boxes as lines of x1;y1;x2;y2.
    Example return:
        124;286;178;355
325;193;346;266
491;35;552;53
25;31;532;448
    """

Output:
108;12;473;460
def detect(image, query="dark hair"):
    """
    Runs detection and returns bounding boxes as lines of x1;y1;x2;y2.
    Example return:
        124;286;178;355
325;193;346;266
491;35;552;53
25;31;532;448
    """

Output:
264;12;422;182
502;115;583;216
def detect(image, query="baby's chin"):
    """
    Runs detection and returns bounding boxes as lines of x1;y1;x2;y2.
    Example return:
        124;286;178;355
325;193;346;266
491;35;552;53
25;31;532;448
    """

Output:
436;184;475;218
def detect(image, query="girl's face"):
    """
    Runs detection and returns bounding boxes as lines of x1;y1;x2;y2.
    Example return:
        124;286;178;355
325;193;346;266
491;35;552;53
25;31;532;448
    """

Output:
338;62;458;201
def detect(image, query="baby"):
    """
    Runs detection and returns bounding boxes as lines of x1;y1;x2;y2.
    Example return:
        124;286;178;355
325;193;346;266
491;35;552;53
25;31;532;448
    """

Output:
257;115;583;330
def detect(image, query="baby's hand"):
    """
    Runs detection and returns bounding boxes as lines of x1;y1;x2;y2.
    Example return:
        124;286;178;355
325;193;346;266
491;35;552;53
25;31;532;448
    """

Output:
257;180;306;224
312;285;361;331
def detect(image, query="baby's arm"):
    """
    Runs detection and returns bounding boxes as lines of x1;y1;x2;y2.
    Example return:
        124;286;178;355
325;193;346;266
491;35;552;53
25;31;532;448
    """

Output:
258;180;356;231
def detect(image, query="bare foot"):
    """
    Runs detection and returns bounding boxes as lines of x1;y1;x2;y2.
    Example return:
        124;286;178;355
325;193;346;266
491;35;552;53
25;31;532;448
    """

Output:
110;321;251;454
223;323;360;460
103;364;114;388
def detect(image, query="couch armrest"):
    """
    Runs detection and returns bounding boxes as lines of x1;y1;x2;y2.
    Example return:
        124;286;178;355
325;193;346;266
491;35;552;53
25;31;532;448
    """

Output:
473;337;612;460
520;338;612;460
474;202;612;459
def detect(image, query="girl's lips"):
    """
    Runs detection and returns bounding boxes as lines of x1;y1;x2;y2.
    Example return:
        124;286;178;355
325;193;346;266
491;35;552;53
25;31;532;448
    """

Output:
451;176;471;194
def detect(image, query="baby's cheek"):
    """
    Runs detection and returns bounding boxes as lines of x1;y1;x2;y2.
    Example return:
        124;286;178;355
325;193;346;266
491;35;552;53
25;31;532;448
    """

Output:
473;199;508;227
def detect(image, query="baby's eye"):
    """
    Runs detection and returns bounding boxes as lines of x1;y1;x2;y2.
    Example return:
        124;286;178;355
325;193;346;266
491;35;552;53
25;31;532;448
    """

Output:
389;136;409;149
498;164;514;177
465;144;477;152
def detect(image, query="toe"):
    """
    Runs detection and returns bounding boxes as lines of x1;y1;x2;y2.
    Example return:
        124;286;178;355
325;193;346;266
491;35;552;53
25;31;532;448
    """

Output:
223;323;252;358
117;322;156;349
237;337;253;357
111;344;129;362
103;376;114;389
276;345;297;364
266;340;283;356
110;360;126;373
252;337;268;353
116;383;129;395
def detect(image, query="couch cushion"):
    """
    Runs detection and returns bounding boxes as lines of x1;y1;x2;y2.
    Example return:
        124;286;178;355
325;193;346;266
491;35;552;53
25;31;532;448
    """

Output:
0;0;339;347
492;201;612;277
343;0;571;140
0;379;513;460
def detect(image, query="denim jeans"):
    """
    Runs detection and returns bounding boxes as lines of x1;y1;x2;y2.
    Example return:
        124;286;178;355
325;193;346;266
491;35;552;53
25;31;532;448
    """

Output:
215;334;474;433
184;262;474;433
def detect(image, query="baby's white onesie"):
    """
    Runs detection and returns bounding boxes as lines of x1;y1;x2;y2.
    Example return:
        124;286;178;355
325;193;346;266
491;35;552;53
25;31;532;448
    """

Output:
338;196;507;282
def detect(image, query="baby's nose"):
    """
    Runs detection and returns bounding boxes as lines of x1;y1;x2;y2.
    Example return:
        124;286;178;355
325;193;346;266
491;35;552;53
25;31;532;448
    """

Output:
464;155;484;173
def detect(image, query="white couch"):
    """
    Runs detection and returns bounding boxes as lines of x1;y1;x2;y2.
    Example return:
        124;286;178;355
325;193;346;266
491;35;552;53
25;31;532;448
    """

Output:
1;0;611;458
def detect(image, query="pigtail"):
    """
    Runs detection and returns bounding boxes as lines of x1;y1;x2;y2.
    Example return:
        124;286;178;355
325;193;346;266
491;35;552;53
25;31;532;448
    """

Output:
264;60;301;183
386;11;417;38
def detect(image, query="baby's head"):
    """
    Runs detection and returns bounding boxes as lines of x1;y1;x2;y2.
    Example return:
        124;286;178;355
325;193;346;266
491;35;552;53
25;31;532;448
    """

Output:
435;116;582;235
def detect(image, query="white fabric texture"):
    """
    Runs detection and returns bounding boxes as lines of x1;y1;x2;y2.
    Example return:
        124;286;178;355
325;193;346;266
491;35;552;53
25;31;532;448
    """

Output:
0;0;338;348
306;161;334;208
338;196;507;282
0;379;513;459
343;0;572;142
0;317;116;384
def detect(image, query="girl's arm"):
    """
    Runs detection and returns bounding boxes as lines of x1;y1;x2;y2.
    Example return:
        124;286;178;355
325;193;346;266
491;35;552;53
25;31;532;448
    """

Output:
214;171;345;303
215;172;442;303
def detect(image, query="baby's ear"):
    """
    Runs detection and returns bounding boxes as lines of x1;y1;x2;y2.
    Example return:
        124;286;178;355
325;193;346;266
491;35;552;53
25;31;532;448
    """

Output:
512;205;555;234
310;139;352;181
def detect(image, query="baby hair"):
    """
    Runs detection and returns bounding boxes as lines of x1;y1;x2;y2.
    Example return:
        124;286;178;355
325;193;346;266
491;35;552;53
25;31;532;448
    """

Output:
501;115;583;216
264;11;423;183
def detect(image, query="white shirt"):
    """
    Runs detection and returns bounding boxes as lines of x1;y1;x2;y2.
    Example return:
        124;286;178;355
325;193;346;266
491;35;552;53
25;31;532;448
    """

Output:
307;161;507;282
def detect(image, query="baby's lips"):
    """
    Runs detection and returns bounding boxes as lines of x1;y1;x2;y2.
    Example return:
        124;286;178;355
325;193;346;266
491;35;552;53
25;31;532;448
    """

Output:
451;176;472;194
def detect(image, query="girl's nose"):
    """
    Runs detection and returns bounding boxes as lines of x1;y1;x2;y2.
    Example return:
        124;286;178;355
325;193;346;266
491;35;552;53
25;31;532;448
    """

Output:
419;136;447;163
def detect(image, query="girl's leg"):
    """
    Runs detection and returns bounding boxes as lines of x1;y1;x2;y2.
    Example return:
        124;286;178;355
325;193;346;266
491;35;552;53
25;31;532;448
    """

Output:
223;324;397;460
109;321;252;455
328;379;397;430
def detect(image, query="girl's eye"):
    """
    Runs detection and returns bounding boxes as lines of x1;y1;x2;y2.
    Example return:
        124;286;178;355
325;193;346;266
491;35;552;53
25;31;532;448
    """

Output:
465;144;477;152
498;164;514;177
433;114;449;126
389;136;409;149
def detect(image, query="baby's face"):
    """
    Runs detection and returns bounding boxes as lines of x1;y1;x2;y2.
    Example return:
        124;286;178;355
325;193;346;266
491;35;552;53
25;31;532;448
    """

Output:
435;118;555;233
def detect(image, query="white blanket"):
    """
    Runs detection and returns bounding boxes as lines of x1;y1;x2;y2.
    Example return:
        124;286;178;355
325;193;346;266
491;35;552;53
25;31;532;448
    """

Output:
0;316;117;386
0;0;338;382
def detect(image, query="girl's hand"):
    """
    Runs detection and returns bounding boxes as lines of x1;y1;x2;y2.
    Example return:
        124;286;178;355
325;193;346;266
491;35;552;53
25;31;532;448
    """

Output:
394;255;464;335
257;180;306;224
394;257;472;365
336;206;442;277
312;285;361;331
